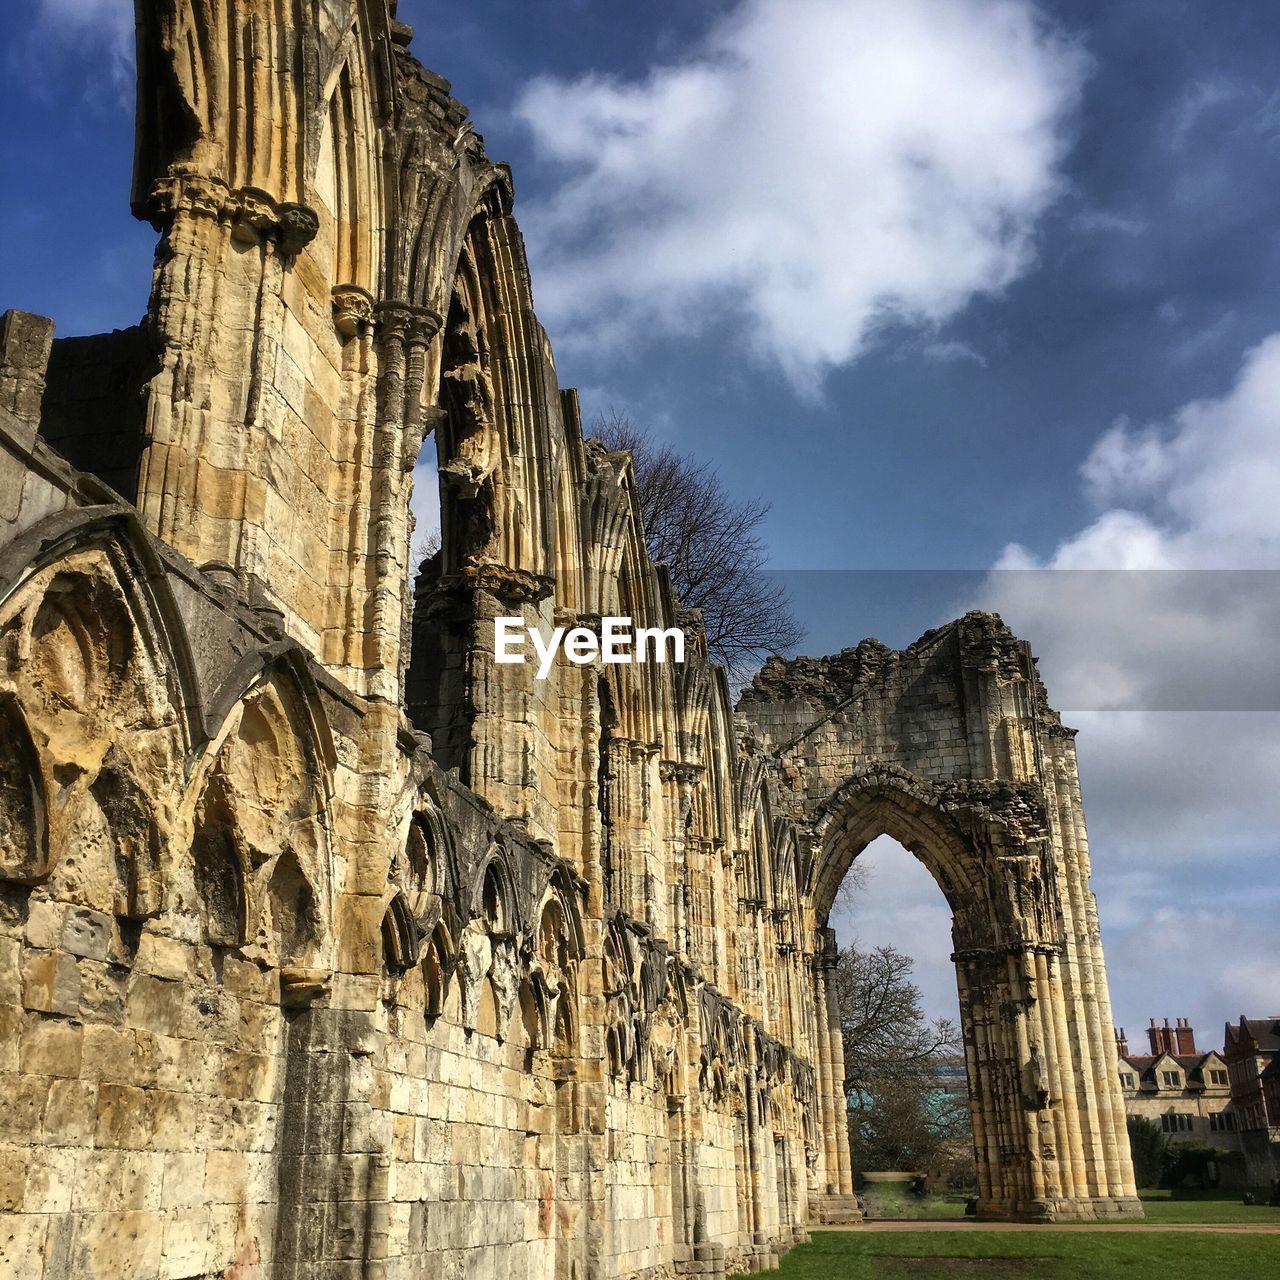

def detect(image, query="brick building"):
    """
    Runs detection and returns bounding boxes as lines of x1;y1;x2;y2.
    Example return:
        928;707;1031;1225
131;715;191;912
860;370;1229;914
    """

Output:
1223;1015;1280;1182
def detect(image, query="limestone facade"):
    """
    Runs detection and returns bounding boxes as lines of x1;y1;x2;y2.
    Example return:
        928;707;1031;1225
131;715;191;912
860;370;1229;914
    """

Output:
0;4;1139;1277
1115;1021;1238;1148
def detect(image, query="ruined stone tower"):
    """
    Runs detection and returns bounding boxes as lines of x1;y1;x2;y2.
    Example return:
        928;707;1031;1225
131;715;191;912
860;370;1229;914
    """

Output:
0;4;1138;1277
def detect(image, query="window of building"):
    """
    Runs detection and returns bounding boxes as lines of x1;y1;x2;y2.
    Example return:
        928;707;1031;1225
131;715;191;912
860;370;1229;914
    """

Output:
1160;1113;1193;1133
1209;1112;1237;1132
1120;1072;1135;1088
1161;1071;1180;1087
1210;1069;1228;1086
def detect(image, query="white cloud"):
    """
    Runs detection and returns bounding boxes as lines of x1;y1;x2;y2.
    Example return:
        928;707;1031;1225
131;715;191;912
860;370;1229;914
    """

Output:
973;336;1280;1042
512;0;1085;387
30;0;134;97
920;339;988;368
1070;208;1148;237
830;835;960;1024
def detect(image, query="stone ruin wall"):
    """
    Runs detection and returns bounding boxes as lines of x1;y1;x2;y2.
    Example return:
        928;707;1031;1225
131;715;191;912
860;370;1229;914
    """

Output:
0;4;1138;1278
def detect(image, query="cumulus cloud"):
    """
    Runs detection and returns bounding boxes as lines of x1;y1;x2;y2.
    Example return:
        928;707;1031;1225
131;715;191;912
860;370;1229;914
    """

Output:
512;0;1086;386
970;336;1280;1041
987;335;1280;709
27;0;134;97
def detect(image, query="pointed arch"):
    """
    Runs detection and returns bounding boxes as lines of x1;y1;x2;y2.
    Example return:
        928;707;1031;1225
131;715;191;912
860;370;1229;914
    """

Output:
183;646;337;974
0;691;49;884
810;770;988;926
0;505;203;748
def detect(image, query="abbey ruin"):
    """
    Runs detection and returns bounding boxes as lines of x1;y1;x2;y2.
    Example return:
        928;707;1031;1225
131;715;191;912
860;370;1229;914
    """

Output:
0;4;1139;1277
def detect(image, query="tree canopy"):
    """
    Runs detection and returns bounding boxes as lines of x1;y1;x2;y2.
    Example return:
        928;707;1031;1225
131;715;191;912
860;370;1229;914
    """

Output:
830;942;973;1182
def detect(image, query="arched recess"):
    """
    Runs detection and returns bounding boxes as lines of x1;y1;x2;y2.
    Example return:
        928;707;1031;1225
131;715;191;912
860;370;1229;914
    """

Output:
184;648;336;986
313;26;385;298
455;840;523;1042
382;797;462;1001
0;692;48;883
524;865;586;1058
0;509;197;902
0;507;202;741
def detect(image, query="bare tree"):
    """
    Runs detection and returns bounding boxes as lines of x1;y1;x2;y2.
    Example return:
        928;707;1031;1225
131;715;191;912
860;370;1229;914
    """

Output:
413;526;441;573
592;411;802;674
831;942;972;1179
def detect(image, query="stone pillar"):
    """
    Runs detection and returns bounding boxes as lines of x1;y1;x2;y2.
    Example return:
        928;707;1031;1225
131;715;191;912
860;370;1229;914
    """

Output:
813;965;839;1195
826;975;854;1196
0;309;53;445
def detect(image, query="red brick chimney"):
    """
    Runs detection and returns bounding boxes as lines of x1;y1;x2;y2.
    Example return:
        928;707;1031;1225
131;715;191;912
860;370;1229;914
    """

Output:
1175;1017;1197;1055
1148;1017;1178;1056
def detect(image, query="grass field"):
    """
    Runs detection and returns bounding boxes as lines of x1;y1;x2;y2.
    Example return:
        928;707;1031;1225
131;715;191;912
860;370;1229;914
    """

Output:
1129;1189;1280;1225
855;1183;1280;1226
730;1229;1278;1279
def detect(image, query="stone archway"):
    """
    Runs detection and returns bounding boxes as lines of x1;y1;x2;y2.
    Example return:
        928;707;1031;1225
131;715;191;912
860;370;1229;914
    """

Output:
737;612;1142;1222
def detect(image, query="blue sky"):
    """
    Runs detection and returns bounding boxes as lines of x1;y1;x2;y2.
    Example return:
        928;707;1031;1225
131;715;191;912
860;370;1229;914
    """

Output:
4;0;1280;1046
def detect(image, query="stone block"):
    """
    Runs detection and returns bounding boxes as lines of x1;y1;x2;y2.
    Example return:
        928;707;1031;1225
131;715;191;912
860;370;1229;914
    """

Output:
23;1145;77;1213
125;974;185;1037
0;1209;48;1274
162;1205;212;1273
0;1146;26;1211
19;1013;83;1078
22;948;81;1015
135;932;193;982
95;1082;151;1149
0;937;19;1006
43;1078;97;1145
78;959;128;1021
25;900;65;951
62;907;113;961
71;1209;164;1280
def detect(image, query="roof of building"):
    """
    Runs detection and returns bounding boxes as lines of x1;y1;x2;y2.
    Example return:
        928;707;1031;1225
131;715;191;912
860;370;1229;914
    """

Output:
1225;1016;1280;1054
1118;1050;1228;1087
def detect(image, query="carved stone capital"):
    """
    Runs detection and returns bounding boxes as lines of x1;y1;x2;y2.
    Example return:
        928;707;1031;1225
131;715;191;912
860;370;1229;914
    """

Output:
143;171;233;226
143;174;318;258
276;201;320;256
426;564;557;615
332;285;376;340
374;301;443;347
660;760;704;786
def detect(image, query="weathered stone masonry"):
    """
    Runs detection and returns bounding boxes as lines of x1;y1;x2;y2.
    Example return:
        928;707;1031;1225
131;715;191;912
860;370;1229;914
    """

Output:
0;4;1139;1277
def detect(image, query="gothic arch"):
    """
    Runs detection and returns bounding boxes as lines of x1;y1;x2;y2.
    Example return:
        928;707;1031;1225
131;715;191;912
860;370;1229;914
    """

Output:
183;651;336;978
0;513;195;904
738;613;1140;1223
810;771;989;925
0;505;202;746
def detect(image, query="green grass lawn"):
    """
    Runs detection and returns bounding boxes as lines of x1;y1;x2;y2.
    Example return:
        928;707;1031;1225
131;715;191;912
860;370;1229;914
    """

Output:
732;1229;1277;1279
1131;1189;1280;1225
854;1184;1280;1226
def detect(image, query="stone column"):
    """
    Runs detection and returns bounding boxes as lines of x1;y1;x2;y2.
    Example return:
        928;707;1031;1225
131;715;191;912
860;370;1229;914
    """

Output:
826;976;854;1196
813;964;839;1196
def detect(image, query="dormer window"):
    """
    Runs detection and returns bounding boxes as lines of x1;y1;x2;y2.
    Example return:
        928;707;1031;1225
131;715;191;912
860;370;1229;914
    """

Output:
1161;1070;1180;1087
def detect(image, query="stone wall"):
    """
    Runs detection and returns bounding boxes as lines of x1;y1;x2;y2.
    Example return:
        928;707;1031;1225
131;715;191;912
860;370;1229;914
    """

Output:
0;3;1139;1278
